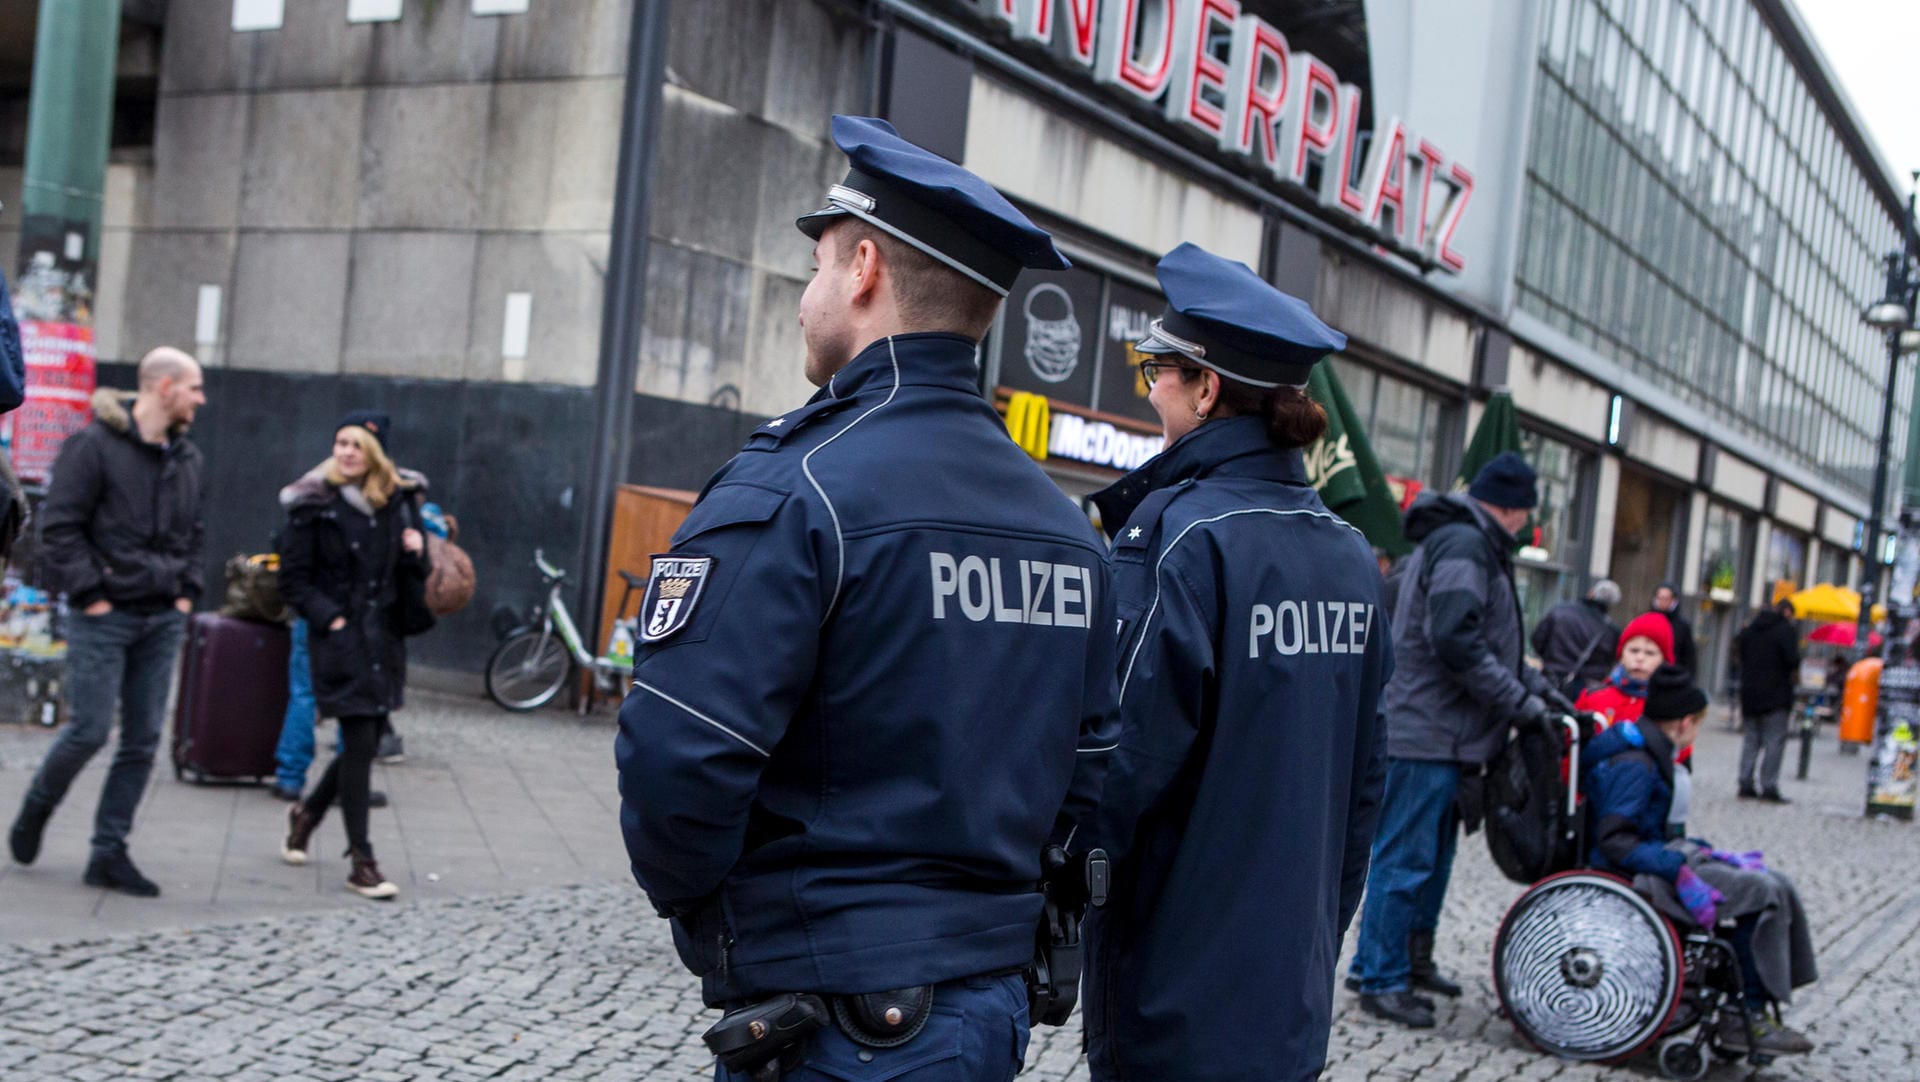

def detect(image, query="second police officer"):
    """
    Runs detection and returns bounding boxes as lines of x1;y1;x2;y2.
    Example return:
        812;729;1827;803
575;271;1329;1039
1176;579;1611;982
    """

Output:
615;116;1117;1081
1076;244;1392;1082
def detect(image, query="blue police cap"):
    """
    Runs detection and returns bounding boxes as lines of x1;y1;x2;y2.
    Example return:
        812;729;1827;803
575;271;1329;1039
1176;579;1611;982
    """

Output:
1135;242;1346;388
796;115;1069;296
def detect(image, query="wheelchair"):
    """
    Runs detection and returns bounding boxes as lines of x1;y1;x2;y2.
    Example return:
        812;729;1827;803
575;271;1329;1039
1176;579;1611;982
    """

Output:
1489;716;1775;1080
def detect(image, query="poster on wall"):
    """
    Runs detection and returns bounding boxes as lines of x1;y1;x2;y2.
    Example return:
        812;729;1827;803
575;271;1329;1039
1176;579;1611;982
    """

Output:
999;267;1102;407
6;321;97;483
1095;280;1163;425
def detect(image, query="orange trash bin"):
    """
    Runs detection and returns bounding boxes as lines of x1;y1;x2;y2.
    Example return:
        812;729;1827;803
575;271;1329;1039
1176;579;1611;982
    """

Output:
1841;657;1882;745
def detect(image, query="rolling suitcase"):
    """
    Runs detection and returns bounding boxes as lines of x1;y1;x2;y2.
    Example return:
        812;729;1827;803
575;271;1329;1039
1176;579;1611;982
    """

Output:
172;612;290;783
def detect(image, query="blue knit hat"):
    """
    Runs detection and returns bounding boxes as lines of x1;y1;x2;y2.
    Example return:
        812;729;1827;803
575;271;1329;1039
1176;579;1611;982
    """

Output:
1468;450;1538;510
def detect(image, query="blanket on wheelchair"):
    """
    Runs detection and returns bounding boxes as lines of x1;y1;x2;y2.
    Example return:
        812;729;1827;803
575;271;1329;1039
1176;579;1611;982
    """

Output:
1634;846;1818;1003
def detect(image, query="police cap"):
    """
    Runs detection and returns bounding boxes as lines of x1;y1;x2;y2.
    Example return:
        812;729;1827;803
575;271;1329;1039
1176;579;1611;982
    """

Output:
796;115;1069;296
1134;242;1346;388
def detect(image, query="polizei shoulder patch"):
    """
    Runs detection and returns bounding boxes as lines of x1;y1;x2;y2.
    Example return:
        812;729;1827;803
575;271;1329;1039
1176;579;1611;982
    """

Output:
640;556;713;643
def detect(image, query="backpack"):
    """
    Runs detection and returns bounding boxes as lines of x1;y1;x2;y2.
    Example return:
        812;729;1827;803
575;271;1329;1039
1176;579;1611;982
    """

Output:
1483;717;1585;885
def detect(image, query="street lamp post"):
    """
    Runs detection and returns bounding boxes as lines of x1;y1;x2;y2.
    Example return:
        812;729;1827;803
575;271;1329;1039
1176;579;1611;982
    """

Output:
1858;250;1916;653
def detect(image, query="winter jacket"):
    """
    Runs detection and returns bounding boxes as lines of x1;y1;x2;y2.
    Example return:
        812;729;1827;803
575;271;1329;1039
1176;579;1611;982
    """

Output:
615;334;1116;1006
276;465;429;719
1657;606;1699;676
1531;598;1620;693
1382;492;1543;765
1582;720;1684;882
1574;680;1645;729
38;389;205;609
1736;609;1801;714
1081;416;1390;1082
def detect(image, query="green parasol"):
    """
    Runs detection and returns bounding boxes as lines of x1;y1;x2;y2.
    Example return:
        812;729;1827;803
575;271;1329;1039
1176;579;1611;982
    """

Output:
1457;388;1524;488
1304;364;1409;556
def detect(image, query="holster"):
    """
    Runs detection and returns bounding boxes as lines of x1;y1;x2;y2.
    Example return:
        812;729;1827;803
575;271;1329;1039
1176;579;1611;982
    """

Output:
703;993;828;1081
1025;846;1110;1026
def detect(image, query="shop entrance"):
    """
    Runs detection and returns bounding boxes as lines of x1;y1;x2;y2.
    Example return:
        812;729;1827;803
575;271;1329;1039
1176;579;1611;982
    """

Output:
1607;467;1689;622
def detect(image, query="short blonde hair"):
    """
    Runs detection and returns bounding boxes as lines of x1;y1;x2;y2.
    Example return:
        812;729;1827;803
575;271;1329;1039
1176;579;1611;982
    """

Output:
326;425;401;509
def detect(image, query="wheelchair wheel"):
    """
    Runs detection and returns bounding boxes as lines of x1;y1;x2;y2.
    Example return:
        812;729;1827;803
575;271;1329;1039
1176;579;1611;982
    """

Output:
1494;871;1683;1062
1657;1035;1710;1081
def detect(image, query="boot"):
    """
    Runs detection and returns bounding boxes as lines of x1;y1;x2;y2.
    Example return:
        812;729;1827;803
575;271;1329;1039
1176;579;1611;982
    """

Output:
1408;929;1463;997
83;849;161;897
1359;990;1435;1028
347;848;398;900
9;795;52;865
282;801;321;866
1343;975;1435;1011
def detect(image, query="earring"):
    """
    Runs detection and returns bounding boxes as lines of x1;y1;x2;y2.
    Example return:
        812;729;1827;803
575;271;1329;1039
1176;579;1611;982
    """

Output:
1193;407;1208;420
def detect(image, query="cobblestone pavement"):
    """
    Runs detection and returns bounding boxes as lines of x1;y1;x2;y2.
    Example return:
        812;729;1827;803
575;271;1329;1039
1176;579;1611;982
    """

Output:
1;702;1916;1079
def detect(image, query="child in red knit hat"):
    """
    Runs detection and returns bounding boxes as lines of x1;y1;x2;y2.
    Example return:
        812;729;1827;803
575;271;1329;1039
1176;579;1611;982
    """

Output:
1575;611;1677;729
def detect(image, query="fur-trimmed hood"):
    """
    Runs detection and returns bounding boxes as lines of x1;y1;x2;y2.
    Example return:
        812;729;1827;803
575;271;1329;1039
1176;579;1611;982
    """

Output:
92;387;191;440
280;462;428;513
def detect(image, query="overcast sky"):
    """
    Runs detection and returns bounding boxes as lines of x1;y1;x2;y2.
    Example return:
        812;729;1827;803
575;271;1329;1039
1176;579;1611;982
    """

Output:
1795;0;1920;193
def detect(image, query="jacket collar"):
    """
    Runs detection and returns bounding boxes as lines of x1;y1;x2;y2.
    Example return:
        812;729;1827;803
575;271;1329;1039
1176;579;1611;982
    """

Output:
1091;416;1307;535
92;388;189;450
1460;496;1518;565
821;333;983;401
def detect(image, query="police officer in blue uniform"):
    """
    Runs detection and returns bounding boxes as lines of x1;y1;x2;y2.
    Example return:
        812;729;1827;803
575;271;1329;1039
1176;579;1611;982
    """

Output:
615;116;1118;1082
1078;243;1391;1082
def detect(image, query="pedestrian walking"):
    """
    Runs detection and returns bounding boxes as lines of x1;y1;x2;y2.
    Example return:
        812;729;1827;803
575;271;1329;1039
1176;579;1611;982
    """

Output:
1530;578;1623;695
1653;582;1700;676
1583;665;1817;1056
7;349;206;896
276;418;431;900
615;116;1115;1082
1735;599;1801;803
270;409;395;808
1347;451;1555;1028
1077;244;1388;1082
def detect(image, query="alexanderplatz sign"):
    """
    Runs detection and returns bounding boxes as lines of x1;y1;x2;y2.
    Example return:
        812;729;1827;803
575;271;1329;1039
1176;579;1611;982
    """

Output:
953;0;1475;273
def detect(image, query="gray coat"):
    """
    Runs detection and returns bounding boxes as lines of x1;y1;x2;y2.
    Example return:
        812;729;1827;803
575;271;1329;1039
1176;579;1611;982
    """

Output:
1383;493;1540;765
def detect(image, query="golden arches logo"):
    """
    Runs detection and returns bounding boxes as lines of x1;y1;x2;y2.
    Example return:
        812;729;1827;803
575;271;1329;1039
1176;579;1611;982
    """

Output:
1004;392;1050;461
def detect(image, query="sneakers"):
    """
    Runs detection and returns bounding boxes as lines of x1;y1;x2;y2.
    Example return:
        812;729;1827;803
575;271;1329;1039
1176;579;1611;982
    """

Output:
1718;1010;1814;1055
347;849;398;900
283;802;320;866
367;789;390;810
9;796;51;865
1359;990;1436;1028
1738;784;1760;799
377;732;405;764
83;850;160;897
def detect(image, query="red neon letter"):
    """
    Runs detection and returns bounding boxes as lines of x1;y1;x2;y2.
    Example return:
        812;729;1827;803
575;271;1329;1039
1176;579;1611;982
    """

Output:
1288;55;1339;181
1413;140;1446;248
1223;15;1288;163
1436;163;1474;272
1365;120;1408;238
1096;0;1176;101
1172;0;1239;135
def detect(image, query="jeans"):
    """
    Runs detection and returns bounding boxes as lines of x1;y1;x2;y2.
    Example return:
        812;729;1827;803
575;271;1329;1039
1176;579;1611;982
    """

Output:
25;607;186;860
715;973;1028;1082
303;713;385;857
1349;758;1461;995
273;619;315;791
1739;708;1790;793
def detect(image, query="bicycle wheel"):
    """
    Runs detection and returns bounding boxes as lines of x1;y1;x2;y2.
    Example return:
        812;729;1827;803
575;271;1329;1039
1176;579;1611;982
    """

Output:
485;629;574;711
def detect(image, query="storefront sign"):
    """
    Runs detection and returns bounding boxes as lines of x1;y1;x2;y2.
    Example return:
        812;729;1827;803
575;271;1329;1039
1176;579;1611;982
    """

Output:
962;0;1474;271
7;321;97;483
1004;391;1161;471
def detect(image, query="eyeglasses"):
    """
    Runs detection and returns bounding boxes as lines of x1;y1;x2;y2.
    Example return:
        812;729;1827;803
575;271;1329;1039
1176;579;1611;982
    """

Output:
1138;358;1201;388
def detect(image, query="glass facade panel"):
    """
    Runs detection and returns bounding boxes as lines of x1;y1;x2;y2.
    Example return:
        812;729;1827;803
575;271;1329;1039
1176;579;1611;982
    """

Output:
1519;0;1904;506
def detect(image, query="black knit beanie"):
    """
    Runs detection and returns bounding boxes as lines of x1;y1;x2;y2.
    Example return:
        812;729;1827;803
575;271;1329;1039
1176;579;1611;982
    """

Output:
1643;663;1708;722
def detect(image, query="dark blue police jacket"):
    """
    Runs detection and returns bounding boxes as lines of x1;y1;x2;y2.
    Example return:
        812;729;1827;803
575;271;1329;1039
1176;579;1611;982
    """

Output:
616;332;1117;1006
1080;416;1391;1082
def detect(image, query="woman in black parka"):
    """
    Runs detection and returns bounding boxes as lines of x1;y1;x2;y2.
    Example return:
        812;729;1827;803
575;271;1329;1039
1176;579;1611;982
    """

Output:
277;417;428;899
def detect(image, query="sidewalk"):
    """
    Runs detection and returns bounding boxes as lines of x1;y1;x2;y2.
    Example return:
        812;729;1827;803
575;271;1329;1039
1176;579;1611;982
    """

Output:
0;689;630;944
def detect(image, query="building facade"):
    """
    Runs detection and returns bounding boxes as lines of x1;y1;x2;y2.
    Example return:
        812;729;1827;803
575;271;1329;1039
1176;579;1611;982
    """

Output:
1;0;1908;686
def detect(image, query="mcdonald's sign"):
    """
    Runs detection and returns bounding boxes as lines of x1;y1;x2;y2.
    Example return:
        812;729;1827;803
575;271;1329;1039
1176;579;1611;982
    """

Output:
1005;391;1051;461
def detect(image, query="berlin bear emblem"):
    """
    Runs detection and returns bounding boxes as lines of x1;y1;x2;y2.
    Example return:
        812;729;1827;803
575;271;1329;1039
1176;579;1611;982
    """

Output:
640;556;713;643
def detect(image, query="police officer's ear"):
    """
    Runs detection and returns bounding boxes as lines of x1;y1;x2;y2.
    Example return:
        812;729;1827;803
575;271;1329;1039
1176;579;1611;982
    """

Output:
847;236;886;307
1194;368;1223;420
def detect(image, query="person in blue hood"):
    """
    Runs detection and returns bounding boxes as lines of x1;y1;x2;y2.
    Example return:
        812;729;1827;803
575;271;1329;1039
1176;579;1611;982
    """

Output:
615;116;1116;1082
1078;243;1391;1082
